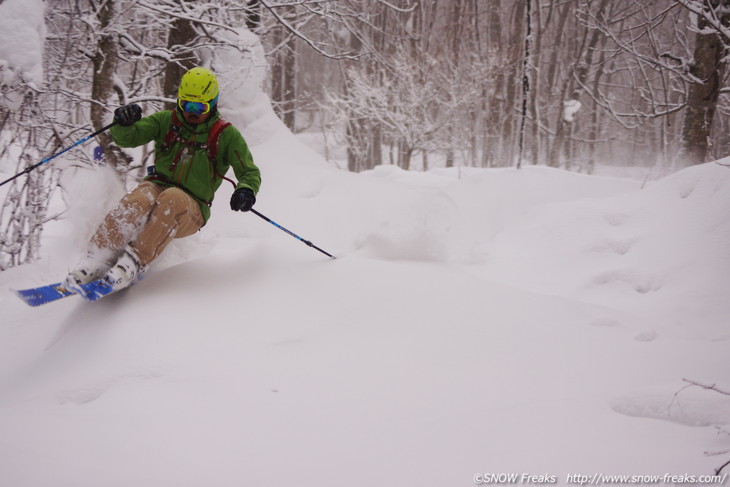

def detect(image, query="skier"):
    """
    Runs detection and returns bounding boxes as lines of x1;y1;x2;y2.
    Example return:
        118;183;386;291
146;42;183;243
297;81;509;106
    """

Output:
64;66;261;293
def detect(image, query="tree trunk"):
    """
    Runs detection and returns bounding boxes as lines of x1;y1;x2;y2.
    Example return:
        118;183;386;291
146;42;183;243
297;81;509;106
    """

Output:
528;0;544;165
504;1;525;167
371;124;383;168
483;0;502;167
163;15;197;104
679;10;727;166
445;0;464;169
282;41;296;130
344;24;364;172
398;140;413;171
516;0;532;169
89;0;130;177
271;6;296;131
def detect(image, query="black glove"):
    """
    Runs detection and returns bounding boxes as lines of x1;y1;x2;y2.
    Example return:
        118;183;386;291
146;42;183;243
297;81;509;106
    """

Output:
230;187;256;212
114;104;142;126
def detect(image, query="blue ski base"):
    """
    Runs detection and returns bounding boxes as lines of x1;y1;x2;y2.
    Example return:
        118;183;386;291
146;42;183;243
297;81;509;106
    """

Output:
14;279;116;307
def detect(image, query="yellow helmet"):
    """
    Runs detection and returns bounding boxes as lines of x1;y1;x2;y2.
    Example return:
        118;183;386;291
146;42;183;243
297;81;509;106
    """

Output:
178;67;219;102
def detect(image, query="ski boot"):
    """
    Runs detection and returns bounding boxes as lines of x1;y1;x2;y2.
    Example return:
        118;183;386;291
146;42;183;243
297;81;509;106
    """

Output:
65;247;118;293
103;246;146;291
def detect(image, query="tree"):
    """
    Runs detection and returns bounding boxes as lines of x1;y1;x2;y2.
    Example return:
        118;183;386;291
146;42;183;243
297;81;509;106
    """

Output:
89;0;133;173
329;47;480;170
0;96;64;270
676;0;730;165
268;4;297;130
255;0;426;163
580;0;730;168
517;0;534;169
547;0;610;169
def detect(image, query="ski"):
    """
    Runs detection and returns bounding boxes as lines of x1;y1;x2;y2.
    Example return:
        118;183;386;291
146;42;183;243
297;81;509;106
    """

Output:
14;278;117;307
14;282;76;306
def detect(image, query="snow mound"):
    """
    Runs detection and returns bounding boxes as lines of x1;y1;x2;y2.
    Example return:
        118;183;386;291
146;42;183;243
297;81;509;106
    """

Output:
610;383;730;427
484;162;730;340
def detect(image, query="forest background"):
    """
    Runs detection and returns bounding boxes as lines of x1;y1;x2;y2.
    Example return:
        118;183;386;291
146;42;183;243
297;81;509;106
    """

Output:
1;0;730;269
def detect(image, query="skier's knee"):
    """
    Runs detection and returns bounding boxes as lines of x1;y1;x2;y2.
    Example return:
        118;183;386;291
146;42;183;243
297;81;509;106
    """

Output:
157;187;188;210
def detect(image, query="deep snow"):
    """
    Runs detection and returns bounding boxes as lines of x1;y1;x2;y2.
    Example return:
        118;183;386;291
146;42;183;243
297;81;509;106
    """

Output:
1;119;729;485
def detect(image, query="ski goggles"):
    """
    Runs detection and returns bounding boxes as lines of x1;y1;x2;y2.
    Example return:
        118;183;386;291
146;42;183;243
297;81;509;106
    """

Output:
178;95;218;115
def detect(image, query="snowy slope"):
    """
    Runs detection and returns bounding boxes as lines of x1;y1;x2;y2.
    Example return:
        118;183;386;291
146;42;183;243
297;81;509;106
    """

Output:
2;120;730;484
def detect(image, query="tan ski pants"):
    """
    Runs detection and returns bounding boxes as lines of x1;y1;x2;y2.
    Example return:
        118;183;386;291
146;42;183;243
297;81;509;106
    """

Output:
90;181;204;266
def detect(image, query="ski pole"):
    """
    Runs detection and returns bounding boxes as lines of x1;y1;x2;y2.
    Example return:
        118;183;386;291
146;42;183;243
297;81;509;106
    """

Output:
0;121;118;188
251;208;336;259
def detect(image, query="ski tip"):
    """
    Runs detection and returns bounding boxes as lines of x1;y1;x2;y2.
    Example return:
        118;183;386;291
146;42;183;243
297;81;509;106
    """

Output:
12;282;77;307
12;289;46;307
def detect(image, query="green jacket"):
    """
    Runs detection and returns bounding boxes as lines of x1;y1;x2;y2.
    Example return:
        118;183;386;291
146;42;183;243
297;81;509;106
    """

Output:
110;109;261;223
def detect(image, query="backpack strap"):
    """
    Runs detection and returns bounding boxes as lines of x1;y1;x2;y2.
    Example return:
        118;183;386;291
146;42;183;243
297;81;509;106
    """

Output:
206;118;237;189
161;110;184;153
207;118;231;162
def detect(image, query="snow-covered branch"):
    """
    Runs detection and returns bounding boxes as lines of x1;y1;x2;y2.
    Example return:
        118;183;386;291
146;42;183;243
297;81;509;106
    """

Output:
675;0;730;41
682;378;730;396
137;0;239;34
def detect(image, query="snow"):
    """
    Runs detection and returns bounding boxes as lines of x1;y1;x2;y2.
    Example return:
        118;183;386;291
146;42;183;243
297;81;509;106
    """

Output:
0;0;45;93
1;68;730;487
563;98;582;123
